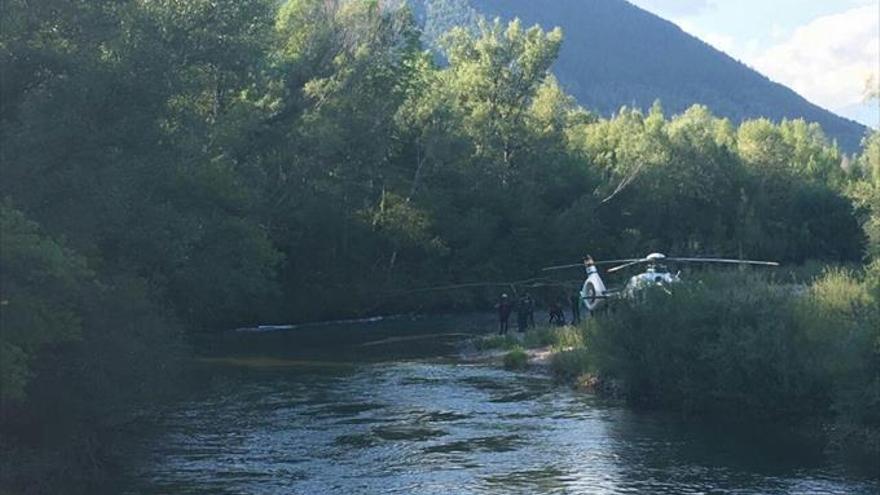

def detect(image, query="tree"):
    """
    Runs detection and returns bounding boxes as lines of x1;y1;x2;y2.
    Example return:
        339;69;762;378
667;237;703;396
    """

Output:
851;132;880;259
441;18;562;175
0;205;90;402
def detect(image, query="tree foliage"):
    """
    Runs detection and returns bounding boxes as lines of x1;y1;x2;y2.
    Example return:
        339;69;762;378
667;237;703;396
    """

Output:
0;205;90;401
0;1;877;490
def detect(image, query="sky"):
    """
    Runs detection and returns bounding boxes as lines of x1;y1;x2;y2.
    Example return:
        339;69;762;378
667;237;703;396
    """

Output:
629;0;880;128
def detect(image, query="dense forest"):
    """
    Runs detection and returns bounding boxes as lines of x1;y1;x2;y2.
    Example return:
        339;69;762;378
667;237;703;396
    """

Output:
1;0;878;491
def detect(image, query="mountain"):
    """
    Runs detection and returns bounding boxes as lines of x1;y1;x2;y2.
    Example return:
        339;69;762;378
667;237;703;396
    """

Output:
415;0;869;152
837;101;880;130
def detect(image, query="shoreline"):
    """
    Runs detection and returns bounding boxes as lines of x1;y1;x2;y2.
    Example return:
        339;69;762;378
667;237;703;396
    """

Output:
458;326;624;397
460;326;880;467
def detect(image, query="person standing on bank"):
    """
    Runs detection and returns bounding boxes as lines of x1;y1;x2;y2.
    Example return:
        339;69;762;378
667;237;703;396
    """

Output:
496;294;513;335
525;293;536;328
548;299;565;326
516;295;530;333
570;292;581;324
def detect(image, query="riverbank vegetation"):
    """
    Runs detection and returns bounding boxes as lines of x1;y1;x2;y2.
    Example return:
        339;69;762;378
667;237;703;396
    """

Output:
502;346;529;370
474;326;583;353
476;269;879;457
2;0;879;491
522;269;880;458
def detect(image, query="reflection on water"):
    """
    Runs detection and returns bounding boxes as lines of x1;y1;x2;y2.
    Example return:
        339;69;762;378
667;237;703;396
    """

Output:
121;314;878;494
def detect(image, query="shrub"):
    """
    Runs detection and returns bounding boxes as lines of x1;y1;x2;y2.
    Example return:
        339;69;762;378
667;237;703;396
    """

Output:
584;268;880;456
503;347;529;370
519;325;585;350
800;269;880;451
588;272;829;417
550;325;586;350
550;348;592;381
522;327;557;348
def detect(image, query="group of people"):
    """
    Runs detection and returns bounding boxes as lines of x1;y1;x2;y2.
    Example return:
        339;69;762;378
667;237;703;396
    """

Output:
494;293;533;335
496;292;583;335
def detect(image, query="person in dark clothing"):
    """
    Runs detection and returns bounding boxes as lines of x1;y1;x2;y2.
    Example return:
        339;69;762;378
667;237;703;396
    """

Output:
496;294;513;335
525;294;535;328
570;292;581;324
548;300;565;326
516;295;529;333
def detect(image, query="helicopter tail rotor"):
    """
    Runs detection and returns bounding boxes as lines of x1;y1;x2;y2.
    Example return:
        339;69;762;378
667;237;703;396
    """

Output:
580;264;608;311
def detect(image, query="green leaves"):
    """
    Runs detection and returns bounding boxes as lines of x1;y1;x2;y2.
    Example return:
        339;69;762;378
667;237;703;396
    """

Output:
441;18;562;169
0;205;91;401
0;0;875;415
565;103;864;261
363;191;448;255
851;136;880;260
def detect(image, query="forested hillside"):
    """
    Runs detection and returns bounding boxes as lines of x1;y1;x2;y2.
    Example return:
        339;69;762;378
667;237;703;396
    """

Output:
1;0;878;491
417;0;869;152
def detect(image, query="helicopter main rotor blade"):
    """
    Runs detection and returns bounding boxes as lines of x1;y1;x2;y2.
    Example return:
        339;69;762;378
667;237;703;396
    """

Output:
541;259;642;271
379;277;552;296
594;258;645;266
541;263;584;272
666;257;779;266
606;259;649;273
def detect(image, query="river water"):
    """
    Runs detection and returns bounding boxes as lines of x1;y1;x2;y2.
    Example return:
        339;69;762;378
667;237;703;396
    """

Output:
120;314;878;494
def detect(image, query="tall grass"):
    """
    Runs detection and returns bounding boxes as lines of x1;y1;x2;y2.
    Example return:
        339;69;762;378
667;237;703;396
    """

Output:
475;326;585;351
801;268;880;453
474;334;520;351
503;347;529;370
550;348;592;382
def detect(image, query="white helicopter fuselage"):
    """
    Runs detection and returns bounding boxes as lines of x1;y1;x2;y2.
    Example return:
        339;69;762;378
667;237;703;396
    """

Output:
622;267;680;297
573;252;776;313
580;258;680;311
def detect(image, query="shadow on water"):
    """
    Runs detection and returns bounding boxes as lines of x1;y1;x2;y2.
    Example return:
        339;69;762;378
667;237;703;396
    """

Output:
200;312;496;365
593;407;877;495
117;313;879;494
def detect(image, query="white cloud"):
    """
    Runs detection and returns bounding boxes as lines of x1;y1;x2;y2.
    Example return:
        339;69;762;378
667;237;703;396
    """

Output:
769;23;787;40
751;5;879;117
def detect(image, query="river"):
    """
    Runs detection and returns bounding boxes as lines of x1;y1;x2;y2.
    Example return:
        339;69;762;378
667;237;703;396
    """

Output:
118;314;878;494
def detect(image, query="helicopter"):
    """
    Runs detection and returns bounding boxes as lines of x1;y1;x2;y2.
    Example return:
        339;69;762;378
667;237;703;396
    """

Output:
542;253;780;312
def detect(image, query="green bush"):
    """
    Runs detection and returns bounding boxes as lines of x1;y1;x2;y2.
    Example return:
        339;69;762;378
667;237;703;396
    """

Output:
518;325;586;350
582;268;880;457
0;206;188;491
550;326;586;350
0;205;91;401
550;347;592;381
521;327;556;348
589;272;829;417
474;334;520;351
589;269;879;439
800;269;880;447
503;346;529;370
